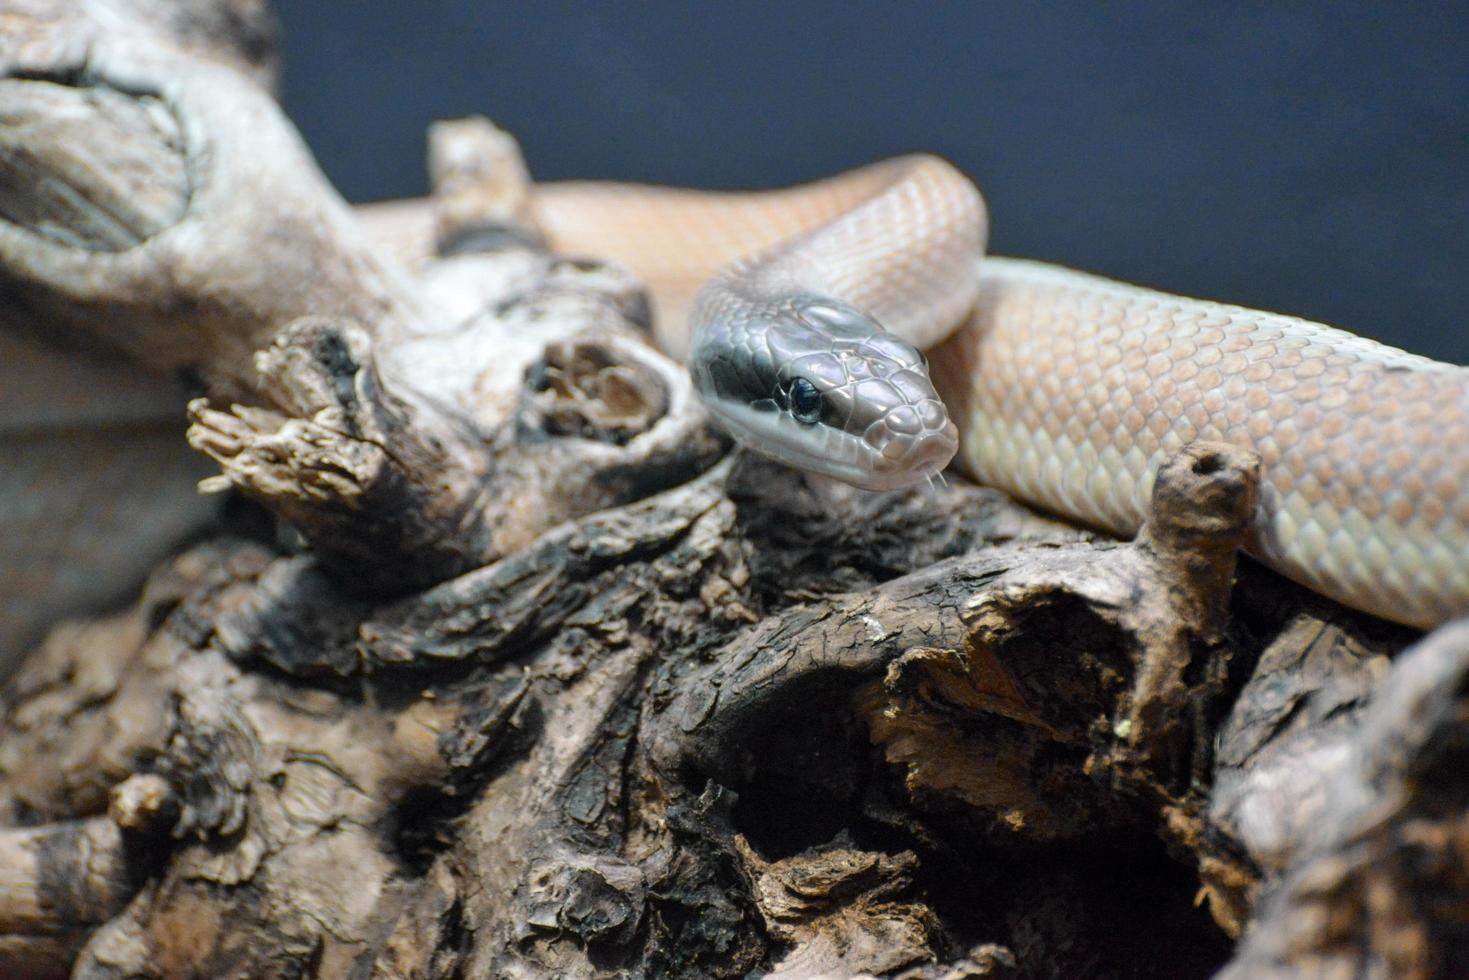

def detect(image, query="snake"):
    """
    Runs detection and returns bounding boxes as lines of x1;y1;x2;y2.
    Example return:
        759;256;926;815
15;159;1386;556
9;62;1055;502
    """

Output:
526;155;1469;630
7;154;1466;662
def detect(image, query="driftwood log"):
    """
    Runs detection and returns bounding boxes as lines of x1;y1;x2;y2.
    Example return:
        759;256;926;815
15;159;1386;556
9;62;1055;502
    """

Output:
0;3;1464;978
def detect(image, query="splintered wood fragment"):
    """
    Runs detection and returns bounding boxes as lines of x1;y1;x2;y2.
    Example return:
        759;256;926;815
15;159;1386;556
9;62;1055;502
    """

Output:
187;316;500;593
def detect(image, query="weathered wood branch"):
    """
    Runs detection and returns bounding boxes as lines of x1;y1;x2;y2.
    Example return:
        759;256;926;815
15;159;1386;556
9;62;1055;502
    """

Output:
0;3;1460;979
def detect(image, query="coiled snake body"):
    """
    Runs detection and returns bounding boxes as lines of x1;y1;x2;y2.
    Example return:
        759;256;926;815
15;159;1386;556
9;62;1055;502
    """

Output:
533;156;1469;629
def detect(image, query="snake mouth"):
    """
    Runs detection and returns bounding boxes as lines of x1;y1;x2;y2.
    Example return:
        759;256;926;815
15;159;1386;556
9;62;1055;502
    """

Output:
860;418;959;489
865;445;958;489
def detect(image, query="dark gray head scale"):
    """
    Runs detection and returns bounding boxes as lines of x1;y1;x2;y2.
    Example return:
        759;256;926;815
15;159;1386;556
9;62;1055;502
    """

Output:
693;295;958;490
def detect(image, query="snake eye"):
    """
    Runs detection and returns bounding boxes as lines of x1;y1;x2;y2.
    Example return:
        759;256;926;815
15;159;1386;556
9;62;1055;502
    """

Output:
789;377;823;424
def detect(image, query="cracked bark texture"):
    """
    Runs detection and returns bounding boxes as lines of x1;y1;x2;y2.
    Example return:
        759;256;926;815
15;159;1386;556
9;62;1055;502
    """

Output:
0;3;1460;978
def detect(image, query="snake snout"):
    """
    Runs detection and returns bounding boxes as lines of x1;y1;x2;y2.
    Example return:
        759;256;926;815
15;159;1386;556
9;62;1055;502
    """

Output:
863;406;959;487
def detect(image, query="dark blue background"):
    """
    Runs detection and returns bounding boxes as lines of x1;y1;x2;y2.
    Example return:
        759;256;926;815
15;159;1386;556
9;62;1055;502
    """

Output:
277;3;1469;361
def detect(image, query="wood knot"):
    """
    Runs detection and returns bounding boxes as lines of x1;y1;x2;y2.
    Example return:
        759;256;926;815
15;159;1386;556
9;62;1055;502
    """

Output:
525;338;668;444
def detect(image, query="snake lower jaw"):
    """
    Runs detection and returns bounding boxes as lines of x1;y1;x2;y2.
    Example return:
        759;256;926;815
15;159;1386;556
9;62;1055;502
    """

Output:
848;417;959;490
856;439;958;491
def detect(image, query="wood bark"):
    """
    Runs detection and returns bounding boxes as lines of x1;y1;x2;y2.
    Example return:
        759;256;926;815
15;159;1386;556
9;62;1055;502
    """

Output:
0;3;1461;978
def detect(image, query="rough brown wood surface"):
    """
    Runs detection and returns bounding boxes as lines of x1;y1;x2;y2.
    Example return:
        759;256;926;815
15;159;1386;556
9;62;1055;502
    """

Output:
0;3;1460;978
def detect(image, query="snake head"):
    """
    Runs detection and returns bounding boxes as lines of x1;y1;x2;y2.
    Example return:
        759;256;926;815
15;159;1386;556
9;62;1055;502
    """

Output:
692;296;958;490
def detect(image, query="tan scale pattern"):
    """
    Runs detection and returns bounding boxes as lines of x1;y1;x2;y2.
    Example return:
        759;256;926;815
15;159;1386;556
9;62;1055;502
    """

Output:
536;162;910;358
931;258;1469;629
765;156;986;348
